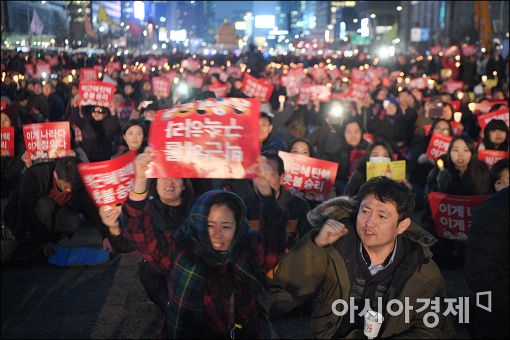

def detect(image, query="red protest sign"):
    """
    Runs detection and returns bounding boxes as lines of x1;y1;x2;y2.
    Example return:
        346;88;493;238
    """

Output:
79;81;116;108
241;74;274;102
443;80;464;94
310;67;327;81
281;73;302;97
477;109;509;130
409;77;427;90
162;71;177;83
428;192;488;240
450;100;461;112
278;151;338;202
78;151;136;207
1;127;15;157
478;149;509;168
36;62;51;79
297;84;331;105
208;83;229;98
208;66;222;75
0;100;6;111
93;65;104;73
147;56;158;67
226;66;242;78
424;124;432;136
426;133;453;160
80;68;99;82
152;76;171;98
350;81;369;99
23;122;71;161
186;74;204;88
147;98;260;179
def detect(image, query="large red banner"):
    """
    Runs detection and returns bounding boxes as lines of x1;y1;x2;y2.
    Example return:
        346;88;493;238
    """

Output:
241;74;274;102
426;133;453;160
147;98;260;179
78;151;136;207
297;84;331;105
1;127;14;157
23;122;71;160
428;192;488;240
79;81;116;108
152;76;171;98
278;151;338;202
208;83;229;98
80;68;99;82
477;149;509;168
477;109;509;130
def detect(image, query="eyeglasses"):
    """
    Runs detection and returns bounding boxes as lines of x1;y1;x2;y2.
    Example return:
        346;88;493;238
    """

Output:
92;107;105;114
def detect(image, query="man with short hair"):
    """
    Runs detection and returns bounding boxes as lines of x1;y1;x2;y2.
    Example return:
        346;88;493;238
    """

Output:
260;111;287;154
270;177;454;338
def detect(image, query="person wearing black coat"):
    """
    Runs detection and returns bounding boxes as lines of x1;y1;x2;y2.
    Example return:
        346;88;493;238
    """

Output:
70;105;121;162
12;157;109;256
100;176;195;313
465;187;509;339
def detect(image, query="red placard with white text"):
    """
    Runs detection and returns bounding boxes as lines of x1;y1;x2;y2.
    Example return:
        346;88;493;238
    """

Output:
477;109;509;130
351;68;366;82
23;122;71;161
477;149;509;168
80;68;99;82
349;80;369;99
409;77;427;90
1;127;15;157
93;65;104;73
473;101;509;114
162;71;177;84
79;81;116;108
36;62;51;79
78;151;136;207
208;83;229;98
152;76;171;98
278;151;338;202
443;80;464;94
182;58;201;72
107;62;121;73
426;133;453;160
147;98;260;179
310;67;327;82
241;74;274;102
297;84;331;105
186;74;204;88
428;192;488;240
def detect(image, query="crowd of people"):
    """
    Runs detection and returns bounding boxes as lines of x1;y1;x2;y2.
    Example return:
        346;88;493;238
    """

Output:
1;42;509;338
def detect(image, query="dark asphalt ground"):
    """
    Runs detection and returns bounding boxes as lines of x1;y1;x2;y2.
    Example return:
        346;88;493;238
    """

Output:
1;221;471;339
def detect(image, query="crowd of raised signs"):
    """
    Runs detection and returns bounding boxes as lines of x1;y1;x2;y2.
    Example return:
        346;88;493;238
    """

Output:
0;41;509;337
1;43;509;260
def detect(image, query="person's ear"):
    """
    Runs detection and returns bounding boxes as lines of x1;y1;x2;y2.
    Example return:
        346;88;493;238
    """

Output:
397;217;411;235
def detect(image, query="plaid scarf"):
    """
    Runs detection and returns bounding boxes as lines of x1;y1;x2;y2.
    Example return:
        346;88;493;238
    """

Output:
166;190;265;339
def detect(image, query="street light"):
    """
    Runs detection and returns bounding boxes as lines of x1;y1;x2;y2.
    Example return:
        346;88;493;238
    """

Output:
370;13;376;19
396;6;403;11
353;18;358;23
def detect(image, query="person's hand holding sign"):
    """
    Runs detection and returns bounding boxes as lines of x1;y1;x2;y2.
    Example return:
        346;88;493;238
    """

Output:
252;156;274;197
99;205;122;236
133;146;154;194
314;219;349;248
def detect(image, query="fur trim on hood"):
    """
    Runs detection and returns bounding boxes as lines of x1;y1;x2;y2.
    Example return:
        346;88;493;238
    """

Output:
307;195;437;249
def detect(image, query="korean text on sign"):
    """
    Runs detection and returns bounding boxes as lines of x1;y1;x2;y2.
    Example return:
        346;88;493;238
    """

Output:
78;151;137;207
147;98;260;179
428;192;488;241
79;81;116;108
1;127;15;157
23;122;71;161
241;74;274;102
278;151;338;202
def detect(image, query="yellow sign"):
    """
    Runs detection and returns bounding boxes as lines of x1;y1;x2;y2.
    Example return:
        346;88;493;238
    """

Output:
366;160;406;182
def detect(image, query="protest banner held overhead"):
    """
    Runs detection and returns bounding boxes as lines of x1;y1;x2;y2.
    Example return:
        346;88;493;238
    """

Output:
147;98;260;179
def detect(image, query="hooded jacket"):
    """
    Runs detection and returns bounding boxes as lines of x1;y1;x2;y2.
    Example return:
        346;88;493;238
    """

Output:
273;196;454;339
124;190;287;338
